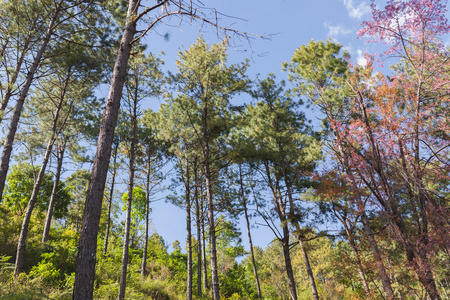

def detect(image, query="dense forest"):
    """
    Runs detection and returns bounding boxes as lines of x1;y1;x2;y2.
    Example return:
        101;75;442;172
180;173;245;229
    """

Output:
0;0;449;299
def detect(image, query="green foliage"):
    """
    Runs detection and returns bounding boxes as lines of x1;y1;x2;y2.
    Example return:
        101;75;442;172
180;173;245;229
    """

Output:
94;232;183;299
215;217;246;273
121;186;148;224
29;254;61;286
219;263;257;299
0;225;78;299
64;169;90;231
28;226;78;288
2;163;70;218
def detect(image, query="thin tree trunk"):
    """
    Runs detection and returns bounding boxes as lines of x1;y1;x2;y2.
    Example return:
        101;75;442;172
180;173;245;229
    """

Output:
42;141;66;243
141;147;152;276
14;69;67;275
118;55;138;300
360;210;394;299
281;227;298;300
205;164;219;299
201;185;209;291
103;141;118;255
185;156;193;300
297;235;319;300
389;206;442;300
336;138;395;299
0;0;63;200
72;1;138;298
194;163;202;296
284;170;319;300
118;169;134;300
202;104;220;299
265;162;297;300
239;164;261;298
14;139;54;276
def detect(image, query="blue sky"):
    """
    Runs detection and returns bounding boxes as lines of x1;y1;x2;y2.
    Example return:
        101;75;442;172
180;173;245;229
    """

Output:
143;0;373;251
133;0;450;251
145;0;374;78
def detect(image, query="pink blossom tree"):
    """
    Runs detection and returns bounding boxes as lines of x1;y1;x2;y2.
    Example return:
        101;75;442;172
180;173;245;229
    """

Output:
287;0;450;298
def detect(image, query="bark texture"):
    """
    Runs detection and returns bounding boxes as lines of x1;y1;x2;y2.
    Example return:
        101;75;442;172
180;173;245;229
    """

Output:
72;1;138;298
281;227;298;300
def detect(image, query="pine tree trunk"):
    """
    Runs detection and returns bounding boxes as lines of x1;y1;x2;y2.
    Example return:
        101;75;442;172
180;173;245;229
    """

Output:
103;142;118;255
205;162;219;299
202;104;220;299
185;156;193;300
42;142;66;243
281;227;297;300
194;165;202;296
265;163;297;300
297;236;319;300
118;174;134;300
283;169;319;300
14;139;54;276
200;186;209;291
14;70;67;275
118;55;138;300
0;0;63;200
141;148;152;276
72;1;138;298
239;164;261;298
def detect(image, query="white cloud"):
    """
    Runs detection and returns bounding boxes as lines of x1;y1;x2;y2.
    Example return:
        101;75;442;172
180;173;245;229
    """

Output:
342;0;371;19
324;22;352;39
357;49;368;66
343;45;368;66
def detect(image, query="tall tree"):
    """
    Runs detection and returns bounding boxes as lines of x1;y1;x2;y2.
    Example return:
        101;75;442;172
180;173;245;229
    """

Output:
140;110;167;277
117;70;138;300
117;48;163;299
0;0;112;201
244;75;322;300
227;125;263;298
0;0;64;201
237;163;262;299
12;31;107;275
286;39;396;299
166;37;248;299
42;139;66;243
14;66;74;277
286;0;450;296
72;2;257;298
